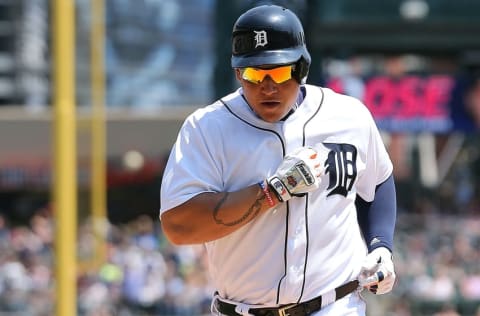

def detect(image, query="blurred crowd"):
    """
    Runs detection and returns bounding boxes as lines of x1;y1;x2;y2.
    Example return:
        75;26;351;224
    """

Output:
0;205;479;316
0;210;213;316
389;214;480;316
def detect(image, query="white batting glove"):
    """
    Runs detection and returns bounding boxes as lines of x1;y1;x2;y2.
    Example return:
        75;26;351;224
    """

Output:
267;146;322;202
358;247;396;295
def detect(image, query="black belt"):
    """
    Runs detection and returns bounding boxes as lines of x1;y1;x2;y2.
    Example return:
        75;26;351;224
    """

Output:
214;280;359;316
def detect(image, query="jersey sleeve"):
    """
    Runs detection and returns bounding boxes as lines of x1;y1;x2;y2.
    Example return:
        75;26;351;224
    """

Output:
160;111;223;213
356;107;393;202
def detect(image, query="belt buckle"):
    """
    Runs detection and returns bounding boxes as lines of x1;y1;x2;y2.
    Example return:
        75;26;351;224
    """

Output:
277;304;296;316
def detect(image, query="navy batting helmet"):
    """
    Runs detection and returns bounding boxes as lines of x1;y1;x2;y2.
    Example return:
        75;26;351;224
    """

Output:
231;5;311;82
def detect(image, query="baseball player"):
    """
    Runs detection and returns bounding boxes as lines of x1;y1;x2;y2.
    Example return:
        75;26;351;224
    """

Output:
160;5;397;316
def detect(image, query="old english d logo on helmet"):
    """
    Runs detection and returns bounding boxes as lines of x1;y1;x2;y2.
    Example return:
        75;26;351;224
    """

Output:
231;5;311;82
254;30;268;48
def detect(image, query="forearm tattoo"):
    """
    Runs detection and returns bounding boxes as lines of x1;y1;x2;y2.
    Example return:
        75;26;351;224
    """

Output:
213;192;265;226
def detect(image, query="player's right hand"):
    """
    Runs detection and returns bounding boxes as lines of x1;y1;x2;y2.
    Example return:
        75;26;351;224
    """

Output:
267;146;322;202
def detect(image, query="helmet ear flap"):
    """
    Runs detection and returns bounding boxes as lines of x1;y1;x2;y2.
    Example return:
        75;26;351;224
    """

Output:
293;57;310;84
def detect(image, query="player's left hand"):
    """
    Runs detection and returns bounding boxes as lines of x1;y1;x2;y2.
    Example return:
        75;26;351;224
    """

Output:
358;247;396;295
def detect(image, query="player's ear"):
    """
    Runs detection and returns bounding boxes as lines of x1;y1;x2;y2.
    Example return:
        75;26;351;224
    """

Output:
234;68;243;82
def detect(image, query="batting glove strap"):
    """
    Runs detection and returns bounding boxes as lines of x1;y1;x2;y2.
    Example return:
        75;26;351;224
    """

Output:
267;176;292;202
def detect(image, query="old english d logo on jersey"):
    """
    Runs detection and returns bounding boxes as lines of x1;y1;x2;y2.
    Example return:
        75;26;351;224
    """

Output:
323;143;357;197
254;30;268;48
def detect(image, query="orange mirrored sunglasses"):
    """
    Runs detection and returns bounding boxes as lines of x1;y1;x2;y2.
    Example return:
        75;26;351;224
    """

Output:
241;65;294;84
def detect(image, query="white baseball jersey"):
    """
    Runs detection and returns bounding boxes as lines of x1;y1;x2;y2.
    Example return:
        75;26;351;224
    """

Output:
160;84;393;314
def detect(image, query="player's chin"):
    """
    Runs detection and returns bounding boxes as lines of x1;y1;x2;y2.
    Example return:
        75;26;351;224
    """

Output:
258;107;288;122
259;112;283;123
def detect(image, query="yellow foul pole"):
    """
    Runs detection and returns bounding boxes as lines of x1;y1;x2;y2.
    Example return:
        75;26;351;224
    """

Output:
90;0;107;269
52;0;77;315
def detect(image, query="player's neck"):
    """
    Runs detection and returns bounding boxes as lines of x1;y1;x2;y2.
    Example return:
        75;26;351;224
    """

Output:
280;86;305;121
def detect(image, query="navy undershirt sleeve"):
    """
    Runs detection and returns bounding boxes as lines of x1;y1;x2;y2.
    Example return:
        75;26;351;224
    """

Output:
355;174;397;253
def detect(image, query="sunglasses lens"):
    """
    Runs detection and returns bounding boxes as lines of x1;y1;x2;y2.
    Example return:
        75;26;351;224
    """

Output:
242;67;263;83
242;65;293;84
268;66;293;83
